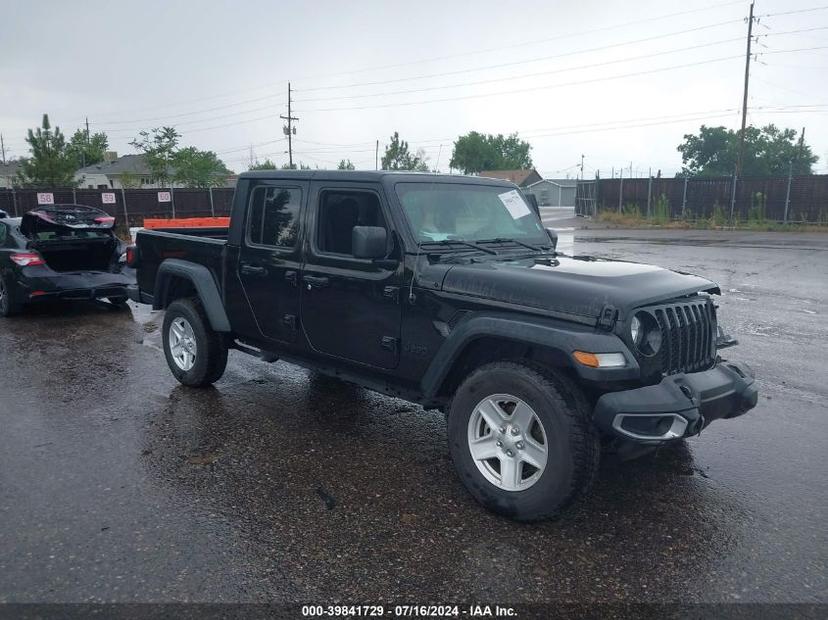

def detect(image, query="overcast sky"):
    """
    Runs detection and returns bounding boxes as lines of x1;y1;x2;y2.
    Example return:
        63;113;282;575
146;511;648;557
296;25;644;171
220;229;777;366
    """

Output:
2;0;826;177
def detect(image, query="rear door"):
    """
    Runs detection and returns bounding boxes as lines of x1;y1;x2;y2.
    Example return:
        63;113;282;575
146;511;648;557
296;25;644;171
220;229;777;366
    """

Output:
300;182;403;369
237;180;307;344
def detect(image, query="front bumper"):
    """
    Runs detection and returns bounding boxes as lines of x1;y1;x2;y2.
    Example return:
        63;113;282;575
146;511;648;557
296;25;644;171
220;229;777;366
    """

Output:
593;361;758;443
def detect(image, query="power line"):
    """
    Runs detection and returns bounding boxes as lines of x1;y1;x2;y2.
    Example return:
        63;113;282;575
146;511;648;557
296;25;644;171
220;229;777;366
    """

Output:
66;1;745;125
90;19;745;130
296;19;744;94
291;0;745;85
295;36;746;104
299;55;746;113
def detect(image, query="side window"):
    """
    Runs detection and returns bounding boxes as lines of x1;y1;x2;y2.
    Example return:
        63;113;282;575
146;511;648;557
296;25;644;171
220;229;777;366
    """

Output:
317;190;386;256
247;186;301;248
0;223;6;245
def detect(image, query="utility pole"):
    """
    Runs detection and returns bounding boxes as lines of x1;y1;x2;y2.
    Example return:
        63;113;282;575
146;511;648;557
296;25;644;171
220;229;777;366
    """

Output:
736;1;755;178
0;133;5;165
79;116;91;168
280;82;298;169
375;140;379;170
579;154;584;180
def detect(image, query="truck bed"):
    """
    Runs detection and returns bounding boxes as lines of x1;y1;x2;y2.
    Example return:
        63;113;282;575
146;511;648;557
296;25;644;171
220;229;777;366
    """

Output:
134;229;226;301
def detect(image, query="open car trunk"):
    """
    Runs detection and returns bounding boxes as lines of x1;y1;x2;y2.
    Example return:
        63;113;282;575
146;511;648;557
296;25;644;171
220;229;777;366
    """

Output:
22;205;119;273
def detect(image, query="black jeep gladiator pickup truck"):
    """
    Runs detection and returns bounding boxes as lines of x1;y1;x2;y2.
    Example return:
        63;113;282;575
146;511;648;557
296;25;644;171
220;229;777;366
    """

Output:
128;170;758;521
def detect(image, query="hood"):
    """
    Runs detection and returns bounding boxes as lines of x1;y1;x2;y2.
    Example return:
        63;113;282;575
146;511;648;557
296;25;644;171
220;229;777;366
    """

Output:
439;256;719;320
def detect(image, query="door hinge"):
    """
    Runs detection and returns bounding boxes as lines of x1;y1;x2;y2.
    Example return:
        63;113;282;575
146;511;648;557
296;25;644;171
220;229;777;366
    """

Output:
282;314;297;331
380;336;398;353
382;286;400;303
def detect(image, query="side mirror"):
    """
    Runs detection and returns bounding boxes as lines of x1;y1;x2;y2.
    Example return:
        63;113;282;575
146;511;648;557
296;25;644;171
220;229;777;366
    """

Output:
352;226;387;259
545;227;558;251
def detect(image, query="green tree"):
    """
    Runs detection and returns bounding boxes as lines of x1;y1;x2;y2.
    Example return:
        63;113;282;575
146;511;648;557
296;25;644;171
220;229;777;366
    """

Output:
337;158;355;170
16;114;78;187
248;158;277;170
678;124;818;177
172;147;231;188
119;171;140;188
66;128;108;168
449;131;533;174
381;132;429;171
129;127;180;184
281;161;311;170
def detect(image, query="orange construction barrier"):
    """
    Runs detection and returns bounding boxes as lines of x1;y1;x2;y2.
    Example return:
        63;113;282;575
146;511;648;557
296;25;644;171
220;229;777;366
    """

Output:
144;217;230;229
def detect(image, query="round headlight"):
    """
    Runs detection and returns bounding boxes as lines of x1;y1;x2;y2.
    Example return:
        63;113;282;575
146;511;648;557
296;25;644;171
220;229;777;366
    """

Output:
630;315;642;344
631;311;662;357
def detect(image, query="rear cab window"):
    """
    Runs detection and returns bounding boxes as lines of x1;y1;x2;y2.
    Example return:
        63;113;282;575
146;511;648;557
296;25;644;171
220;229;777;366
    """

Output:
246;185;302;248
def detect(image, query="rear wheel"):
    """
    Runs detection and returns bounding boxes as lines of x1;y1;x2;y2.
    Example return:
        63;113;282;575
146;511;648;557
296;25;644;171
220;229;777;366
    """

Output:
162;298;228;387
447;361;599;521
0;274;23;317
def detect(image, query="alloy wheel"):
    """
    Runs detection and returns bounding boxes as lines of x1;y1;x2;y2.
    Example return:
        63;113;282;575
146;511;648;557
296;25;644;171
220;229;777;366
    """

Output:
169;316;197;371
467;393;549;491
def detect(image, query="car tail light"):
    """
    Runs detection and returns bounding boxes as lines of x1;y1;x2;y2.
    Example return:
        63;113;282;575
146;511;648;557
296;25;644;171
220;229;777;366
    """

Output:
10;252;45;267
95;216;115;225
125;245;138;267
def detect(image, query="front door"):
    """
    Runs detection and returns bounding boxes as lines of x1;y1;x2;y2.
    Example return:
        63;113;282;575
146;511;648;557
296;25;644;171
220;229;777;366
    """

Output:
300;183;403;369
238;181;307;344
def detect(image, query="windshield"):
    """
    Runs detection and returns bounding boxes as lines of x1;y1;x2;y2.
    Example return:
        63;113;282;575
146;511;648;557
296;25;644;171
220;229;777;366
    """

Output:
396;182;546;245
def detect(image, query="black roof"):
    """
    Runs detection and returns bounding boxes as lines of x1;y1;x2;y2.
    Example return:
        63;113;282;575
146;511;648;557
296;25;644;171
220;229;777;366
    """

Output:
238;170;517;187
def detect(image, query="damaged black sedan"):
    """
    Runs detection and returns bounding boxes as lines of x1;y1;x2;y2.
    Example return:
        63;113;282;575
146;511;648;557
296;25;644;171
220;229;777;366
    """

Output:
0;204;133;316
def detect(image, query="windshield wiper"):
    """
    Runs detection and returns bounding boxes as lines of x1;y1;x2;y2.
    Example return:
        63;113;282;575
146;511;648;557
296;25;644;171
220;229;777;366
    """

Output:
476;237;546;252
418;239;498;255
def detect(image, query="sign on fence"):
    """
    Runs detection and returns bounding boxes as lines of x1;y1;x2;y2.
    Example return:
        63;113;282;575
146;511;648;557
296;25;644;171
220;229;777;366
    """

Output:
157;191;171;203
36;192;54;205
101;192;116;204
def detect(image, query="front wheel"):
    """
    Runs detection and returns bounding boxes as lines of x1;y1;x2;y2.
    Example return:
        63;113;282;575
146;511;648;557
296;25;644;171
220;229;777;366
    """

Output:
162;298;228;387
447;361;599;521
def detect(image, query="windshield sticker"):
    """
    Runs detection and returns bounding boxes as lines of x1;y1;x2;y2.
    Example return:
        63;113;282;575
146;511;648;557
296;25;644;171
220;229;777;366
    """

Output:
498;190;531;219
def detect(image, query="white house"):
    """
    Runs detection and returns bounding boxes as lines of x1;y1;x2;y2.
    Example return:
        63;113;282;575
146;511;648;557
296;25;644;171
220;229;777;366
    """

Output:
74;152;183;190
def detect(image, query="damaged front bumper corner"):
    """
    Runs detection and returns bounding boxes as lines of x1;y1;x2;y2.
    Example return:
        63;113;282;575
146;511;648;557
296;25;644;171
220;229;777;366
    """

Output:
593;361;758;443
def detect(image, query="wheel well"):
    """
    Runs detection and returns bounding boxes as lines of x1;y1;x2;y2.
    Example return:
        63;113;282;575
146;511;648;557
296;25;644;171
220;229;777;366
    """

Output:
160;275;197;308
436;336;575;399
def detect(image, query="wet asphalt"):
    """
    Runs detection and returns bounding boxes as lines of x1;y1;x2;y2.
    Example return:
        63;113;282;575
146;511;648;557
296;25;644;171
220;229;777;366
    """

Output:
0;220;826;606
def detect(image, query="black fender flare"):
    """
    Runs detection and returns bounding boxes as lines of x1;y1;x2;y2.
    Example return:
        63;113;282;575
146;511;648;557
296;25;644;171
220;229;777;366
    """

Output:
420;313;639;400
153;259;231;332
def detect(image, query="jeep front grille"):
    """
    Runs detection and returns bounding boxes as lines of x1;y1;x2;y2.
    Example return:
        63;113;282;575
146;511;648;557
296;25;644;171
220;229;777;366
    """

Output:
651;298;717;375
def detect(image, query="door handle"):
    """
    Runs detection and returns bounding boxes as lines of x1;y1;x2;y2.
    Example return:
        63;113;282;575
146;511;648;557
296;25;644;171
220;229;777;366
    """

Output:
240;263;267;276
285;270;298;286
303;275;330;289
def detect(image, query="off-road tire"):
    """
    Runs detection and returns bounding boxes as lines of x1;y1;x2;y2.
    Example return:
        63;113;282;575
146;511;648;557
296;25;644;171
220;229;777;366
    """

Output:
447;361;600;521
162;297;228;387
0;273;23;317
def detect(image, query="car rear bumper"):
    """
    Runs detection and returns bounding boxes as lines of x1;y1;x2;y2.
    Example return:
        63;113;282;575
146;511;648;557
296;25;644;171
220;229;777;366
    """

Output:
18;271;133;302
593;361;758;443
